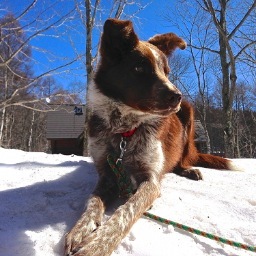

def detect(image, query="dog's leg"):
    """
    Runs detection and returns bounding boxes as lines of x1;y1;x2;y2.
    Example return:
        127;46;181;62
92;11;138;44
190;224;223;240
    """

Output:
65;174;119;255
66;178;160;256
174;101;203;181
174;167;203;180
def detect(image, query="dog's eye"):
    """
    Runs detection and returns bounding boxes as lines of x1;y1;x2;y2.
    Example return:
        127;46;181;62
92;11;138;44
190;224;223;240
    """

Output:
134;66;144;73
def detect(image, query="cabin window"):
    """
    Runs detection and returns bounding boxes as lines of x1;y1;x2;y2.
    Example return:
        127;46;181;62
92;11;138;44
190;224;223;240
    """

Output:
74;106;83;115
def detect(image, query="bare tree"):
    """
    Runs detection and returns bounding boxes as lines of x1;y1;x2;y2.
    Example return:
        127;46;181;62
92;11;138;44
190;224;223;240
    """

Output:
233;82;256;157
166;0;256;157
0;1;81;111
0;13;33;145
0;1;82;149
201;0;256;157
187;17;213;154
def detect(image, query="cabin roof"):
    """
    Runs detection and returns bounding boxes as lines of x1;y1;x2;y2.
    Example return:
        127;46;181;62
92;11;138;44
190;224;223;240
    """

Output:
46;105;85;139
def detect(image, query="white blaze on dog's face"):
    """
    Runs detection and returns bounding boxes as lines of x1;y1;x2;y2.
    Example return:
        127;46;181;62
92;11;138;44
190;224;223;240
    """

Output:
94;19;186;116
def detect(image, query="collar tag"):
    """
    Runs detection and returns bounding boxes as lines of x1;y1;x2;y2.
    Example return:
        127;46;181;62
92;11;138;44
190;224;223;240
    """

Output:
116;137;127;165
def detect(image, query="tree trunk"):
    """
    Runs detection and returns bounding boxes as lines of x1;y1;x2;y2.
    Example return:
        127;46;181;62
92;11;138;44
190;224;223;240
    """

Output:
28;109;35;151
0;107;6;146
201;114;211;154
83;0;93;156
0;66;8;147
218;0;235;157
8;111;15;149
223;108;234;157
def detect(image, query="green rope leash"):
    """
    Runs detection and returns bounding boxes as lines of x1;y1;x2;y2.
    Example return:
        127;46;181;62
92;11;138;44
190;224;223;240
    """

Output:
143;212;256;253
108;154;256;253
107;154;133;198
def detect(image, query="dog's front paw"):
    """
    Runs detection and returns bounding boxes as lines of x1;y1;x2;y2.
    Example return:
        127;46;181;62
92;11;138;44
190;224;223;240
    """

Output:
65;214;100;255
65;223;118;256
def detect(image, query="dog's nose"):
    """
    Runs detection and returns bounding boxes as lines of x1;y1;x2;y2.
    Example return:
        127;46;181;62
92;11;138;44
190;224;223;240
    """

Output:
161;82;182;107
168;91;182;107
160;86;182;107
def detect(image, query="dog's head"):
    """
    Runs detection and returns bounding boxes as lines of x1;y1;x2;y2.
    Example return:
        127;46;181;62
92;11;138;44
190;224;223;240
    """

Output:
94;19;186;116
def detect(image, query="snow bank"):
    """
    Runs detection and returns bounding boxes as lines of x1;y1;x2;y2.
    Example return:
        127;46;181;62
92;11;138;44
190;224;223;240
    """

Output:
0;147;255;256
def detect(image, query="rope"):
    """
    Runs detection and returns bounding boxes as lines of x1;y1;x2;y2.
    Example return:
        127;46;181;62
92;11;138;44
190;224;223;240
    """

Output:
108;153;256;253
143;212;256;253
107;154;133;198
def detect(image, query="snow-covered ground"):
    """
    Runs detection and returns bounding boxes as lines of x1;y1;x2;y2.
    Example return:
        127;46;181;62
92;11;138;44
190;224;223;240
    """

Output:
0;147;255;256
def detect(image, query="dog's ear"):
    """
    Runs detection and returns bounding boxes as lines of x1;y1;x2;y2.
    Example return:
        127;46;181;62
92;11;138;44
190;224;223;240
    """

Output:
148;33;186;56
100;19;139;64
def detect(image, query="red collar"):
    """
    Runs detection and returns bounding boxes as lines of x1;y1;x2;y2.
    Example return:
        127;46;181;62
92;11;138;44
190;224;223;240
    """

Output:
121;127;137;138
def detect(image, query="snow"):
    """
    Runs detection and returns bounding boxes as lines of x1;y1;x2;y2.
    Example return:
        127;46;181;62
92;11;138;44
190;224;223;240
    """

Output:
0;147;255;256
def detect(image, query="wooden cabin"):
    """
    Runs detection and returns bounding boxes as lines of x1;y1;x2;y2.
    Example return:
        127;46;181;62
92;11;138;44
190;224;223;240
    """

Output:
46;105;85;156
47;105;207;156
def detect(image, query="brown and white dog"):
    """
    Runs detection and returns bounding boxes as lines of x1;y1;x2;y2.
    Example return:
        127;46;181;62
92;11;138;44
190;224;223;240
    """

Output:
65;19;236;256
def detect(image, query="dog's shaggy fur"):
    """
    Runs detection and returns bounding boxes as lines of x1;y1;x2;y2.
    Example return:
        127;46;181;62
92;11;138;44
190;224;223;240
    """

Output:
65;19;234;256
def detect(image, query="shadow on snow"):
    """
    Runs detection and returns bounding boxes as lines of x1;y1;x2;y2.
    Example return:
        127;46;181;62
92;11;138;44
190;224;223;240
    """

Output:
0;160;97;255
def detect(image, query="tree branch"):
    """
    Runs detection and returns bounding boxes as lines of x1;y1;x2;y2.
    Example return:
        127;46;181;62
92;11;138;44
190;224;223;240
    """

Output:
0;7;75;68
3;56;81;106
228;1;256;40
234;41;256;61
188;43;220;54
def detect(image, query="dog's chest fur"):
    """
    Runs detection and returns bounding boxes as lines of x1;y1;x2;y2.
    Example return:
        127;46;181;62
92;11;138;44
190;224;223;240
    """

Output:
88;85;166;187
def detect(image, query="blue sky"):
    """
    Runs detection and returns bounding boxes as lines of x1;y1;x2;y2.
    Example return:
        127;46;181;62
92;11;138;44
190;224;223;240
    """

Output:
2;0;183;94
2;0;254;104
